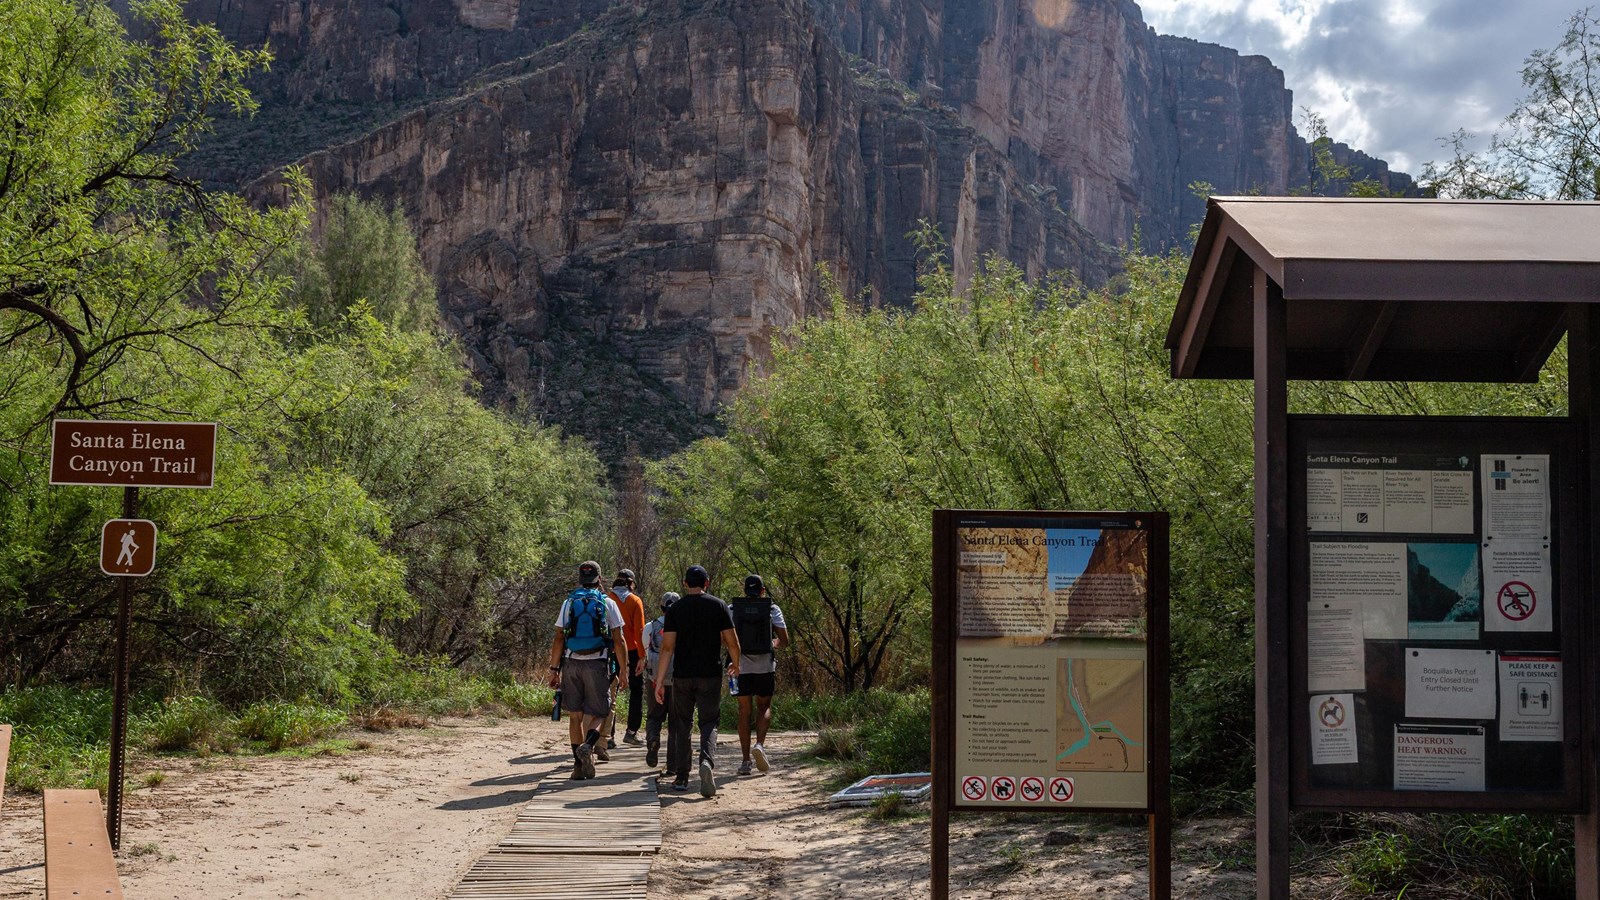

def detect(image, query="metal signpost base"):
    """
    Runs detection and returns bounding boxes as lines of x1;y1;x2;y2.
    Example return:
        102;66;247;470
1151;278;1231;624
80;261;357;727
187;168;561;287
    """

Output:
105;486;137;849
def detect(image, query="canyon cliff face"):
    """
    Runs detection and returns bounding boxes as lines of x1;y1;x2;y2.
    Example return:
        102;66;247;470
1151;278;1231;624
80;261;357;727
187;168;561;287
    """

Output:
203;0;1413;457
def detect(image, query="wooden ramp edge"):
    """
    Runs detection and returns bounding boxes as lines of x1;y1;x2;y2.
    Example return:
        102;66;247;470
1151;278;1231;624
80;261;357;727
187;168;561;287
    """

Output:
43;789;123;900
449;751;662;900
0;723;11;814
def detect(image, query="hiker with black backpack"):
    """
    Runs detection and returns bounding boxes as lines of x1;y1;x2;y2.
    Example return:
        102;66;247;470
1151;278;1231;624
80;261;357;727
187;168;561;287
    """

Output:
731;574;789;776
654;565;740;797
546;561;629;780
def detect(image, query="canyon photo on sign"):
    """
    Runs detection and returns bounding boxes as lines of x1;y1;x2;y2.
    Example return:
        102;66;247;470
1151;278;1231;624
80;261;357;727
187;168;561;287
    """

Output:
49;420;216;488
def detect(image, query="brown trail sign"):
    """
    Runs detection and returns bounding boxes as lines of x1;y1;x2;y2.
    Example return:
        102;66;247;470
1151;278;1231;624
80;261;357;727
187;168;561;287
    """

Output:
100;520;157;577
50;419;216;488
48;418;217;850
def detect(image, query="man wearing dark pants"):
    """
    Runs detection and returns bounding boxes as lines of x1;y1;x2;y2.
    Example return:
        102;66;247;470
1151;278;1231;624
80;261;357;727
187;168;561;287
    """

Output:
643;592;680;771
605;569;646;747
655;565;740;797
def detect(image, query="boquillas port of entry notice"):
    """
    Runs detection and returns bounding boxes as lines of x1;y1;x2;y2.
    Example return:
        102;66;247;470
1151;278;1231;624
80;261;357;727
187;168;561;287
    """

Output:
943;511;1167;812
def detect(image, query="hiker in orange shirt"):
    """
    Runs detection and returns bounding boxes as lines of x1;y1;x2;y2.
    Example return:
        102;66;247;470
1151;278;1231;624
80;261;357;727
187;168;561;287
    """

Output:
607;568;648;746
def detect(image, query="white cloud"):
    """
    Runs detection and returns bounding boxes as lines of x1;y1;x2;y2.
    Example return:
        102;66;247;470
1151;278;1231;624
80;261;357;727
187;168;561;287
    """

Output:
1138;0;1580;175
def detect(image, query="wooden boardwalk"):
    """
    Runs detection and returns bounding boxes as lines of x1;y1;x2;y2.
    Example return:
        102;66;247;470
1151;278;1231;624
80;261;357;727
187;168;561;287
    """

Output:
449;747;661;900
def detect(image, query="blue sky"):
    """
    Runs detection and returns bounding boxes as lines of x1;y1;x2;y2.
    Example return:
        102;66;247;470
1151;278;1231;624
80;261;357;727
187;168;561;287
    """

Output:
1137;0;1582;175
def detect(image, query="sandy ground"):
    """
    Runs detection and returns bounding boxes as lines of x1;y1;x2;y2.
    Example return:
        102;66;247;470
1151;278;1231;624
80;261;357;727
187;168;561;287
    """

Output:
0;717;1257;898
654;732;1255;899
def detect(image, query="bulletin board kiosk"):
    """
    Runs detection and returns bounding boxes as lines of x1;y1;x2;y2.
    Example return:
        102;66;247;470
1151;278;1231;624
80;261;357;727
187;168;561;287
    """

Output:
1167;197;1600;899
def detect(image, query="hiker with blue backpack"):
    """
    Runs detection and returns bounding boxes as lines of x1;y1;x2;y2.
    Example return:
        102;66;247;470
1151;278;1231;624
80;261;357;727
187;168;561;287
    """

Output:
546;560;629;780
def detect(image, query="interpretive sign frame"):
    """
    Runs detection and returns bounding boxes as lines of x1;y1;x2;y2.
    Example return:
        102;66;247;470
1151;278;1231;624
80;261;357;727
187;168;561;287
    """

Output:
1287;415;1582;812
931;509;1170;900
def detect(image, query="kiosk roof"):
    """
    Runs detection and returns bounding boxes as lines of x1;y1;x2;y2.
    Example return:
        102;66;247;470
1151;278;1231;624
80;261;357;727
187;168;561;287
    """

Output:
1166;197;1600;382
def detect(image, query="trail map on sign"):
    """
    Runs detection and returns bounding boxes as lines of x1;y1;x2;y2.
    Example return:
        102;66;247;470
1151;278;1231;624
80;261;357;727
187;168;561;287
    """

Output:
1055;658;1145;772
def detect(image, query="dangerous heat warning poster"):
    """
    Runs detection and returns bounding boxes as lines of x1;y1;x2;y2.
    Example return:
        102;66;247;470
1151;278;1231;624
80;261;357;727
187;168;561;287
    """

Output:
946;512;1165;812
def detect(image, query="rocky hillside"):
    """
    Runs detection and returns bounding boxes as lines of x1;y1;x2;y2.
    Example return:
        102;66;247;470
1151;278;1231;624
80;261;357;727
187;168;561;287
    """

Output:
192;0;1413;457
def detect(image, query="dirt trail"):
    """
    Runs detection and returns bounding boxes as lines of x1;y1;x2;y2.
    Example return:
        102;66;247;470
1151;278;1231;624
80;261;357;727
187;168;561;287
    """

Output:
0;717;1256;898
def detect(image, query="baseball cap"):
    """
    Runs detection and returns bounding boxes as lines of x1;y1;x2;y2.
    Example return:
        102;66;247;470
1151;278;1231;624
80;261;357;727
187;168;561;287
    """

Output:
616;568;636;583
661;591;680;609
578;561;601;586
684;565;709;587
744;574;764;596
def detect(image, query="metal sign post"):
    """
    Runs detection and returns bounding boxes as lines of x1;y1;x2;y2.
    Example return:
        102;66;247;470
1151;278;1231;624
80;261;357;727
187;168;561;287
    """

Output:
48;419;216;849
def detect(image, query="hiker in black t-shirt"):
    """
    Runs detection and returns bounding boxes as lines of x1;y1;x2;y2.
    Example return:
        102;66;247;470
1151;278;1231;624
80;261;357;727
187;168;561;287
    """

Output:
654;565;740;797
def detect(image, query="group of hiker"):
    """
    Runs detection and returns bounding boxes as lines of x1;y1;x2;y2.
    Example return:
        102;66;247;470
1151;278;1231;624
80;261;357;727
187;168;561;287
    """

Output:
546;560;789;797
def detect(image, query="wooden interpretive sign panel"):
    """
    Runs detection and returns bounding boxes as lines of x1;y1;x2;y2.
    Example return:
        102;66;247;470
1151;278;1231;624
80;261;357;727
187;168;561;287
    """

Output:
1288;416;1581;812
49;419;216;488
935;511;1168;812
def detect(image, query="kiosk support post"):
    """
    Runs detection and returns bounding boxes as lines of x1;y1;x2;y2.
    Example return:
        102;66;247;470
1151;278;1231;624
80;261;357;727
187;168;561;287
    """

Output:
105;486;137;849
1570;306;1600;900
1253;269;1291;900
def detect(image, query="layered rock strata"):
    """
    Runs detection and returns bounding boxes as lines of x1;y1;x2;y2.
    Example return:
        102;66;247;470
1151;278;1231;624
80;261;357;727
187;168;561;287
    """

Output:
220;0;1412;456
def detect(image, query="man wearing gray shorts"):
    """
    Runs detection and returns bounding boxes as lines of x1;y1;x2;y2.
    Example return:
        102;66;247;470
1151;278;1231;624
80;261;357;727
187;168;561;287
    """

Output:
547;561;628;779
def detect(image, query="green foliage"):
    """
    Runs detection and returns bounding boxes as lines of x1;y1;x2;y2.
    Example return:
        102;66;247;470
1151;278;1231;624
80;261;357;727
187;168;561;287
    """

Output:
855;688;930;773
0;685;112;793
1341;830;1416;894
795;689;928;775
0;0;307;420
142;695;232;752
1332;814;1574;899
233;701;346;751
275;193;439;335
662;237;1564;808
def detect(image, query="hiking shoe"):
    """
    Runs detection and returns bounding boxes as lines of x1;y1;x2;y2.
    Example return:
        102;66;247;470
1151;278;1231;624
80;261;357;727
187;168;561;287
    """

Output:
699;757;716;798
737;760;753;776
570;765;589;781
607;738;618;750
753;743;769;773
624;731;643;745
594;742;611;763
575;743;596;779
671;776;689;792
645;738;659;768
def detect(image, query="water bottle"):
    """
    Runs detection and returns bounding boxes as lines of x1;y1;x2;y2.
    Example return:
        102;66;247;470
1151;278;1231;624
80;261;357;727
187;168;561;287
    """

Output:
550;689;563;721
728;673;738;696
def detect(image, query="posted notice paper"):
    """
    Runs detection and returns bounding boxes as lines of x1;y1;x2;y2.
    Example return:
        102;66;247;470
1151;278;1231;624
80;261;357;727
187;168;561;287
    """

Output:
1307;601;1366;692
1481;454;1550;541
1498;654;1562;742
1483;541;1553;633
1310;694;1359;765
1305;454;1474;534
1404;648;1496;720
1394;724;1486;791
1310;542;1406;639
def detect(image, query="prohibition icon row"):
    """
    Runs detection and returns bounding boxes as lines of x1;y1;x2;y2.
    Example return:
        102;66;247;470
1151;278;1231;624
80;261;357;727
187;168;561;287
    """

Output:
960;774;1075;803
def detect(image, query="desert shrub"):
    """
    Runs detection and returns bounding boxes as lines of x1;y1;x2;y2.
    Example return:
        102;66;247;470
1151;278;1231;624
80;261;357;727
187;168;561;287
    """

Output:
142;696;233;752
235;701;346;751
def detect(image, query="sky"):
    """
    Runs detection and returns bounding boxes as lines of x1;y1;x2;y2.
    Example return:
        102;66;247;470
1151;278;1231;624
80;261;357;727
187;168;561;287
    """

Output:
1136;0;1582;175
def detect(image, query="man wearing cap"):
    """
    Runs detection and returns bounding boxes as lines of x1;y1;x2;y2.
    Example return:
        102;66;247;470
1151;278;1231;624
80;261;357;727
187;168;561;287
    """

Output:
654;565;740;796
607;569;648;747
732;574;789;776
642;591;679;770
547;561;628;779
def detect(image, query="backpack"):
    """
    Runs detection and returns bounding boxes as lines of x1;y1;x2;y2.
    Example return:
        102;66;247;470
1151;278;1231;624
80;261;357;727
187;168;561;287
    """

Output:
731;597;773;656
562;588;611;654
